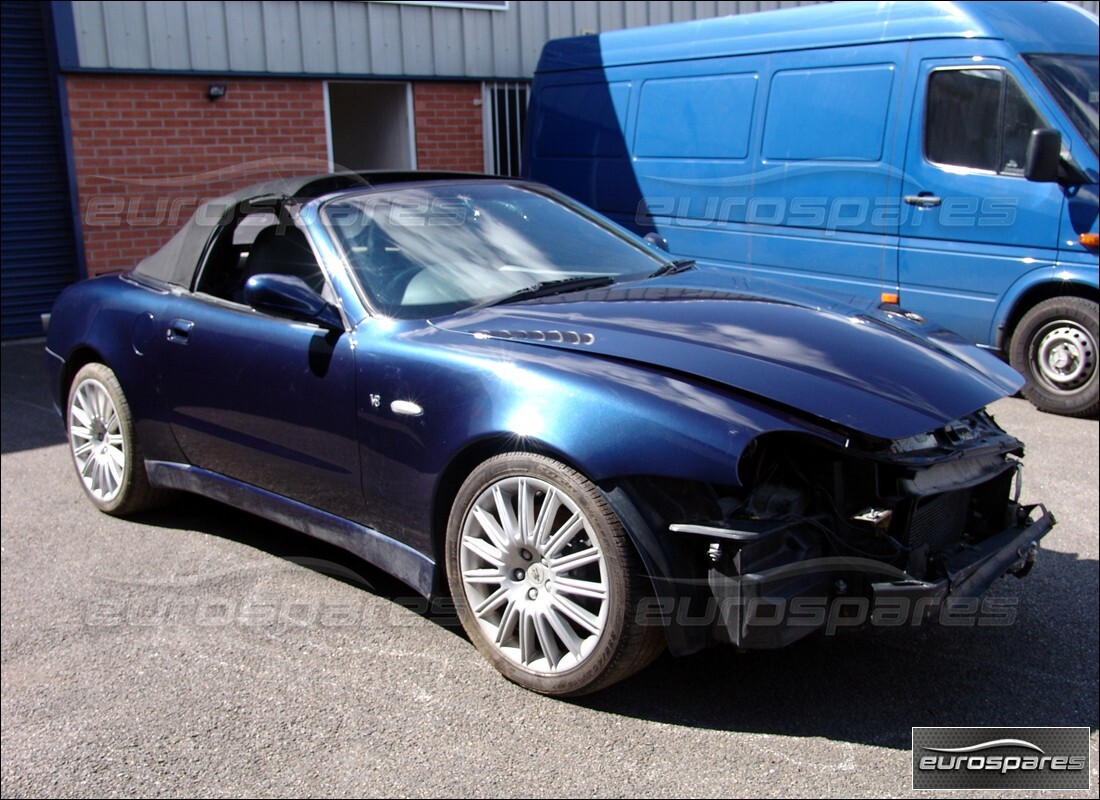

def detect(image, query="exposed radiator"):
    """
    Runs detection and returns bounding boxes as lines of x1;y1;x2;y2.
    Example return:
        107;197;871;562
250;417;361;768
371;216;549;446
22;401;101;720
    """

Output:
908;489;972;552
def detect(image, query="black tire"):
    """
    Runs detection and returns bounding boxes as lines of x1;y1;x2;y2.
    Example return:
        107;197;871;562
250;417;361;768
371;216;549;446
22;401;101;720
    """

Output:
1009;297;1098;418
445;453;665;696
66;363;171;515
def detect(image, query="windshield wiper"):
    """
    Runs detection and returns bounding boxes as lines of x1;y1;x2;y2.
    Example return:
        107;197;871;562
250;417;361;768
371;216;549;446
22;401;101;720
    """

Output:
488;275;615;307
649;258;696;278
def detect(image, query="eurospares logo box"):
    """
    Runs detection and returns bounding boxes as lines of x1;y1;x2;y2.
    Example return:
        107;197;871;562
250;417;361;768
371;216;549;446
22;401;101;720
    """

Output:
912;727;1090;790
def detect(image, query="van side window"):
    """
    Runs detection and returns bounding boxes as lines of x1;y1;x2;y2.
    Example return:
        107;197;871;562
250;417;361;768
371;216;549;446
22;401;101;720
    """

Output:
925;68;1045;175
1001;77;1045;175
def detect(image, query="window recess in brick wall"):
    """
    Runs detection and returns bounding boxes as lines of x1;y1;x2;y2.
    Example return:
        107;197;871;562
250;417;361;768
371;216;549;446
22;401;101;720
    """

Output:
482;81;530;177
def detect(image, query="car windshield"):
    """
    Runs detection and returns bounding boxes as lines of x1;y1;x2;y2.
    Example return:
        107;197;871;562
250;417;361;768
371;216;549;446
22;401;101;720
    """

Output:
320;183;665;319
1024;53;1099;157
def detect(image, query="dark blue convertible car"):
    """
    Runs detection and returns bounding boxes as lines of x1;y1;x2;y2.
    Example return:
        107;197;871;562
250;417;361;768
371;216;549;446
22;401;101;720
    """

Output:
46;173;1054;695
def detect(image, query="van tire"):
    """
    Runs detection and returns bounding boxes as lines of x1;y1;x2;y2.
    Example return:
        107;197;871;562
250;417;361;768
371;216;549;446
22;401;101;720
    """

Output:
1009;297;1098;418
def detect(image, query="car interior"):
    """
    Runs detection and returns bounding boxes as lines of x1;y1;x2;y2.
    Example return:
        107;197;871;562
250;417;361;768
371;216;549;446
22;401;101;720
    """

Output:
194;211;329;304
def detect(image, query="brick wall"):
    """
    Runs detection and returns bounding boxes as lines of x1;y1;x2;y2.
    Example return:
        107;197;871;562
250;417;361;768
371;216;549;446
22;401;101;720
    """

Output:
413;82;484;172
67;76;487;277
66;76;329;276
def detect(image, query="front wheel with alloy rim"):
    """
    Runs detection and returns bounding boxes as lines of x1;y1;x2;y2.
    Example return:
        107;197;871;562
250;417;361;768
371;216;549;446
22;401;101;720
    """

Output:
1009;297;1098;418
67;362;170;515
445;453;664;696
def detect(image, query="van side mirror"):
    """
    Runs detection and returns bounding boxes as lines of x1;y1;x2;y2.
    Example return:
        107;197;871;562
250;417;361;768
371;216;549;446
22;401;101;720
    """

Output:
1025;128;1061;183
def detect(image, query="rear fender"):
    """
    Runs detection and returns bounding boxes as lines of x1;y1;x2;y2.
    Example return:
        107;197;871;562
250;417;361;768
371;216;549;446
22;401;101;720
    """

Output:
46;275;184;464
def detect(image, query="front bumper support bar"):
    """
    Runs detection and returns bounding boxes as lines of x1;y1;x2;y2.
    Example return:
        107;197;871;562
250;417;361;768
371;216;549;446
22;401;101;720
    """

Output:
870;503;1054;613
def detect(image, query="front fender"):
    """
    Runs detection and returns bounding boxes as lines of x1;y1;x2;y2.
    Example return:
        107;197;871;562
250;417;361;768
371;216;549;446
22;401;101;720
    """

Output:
464;348;837;485
357;322;848;568
990;264;1098;350
415;344;835;656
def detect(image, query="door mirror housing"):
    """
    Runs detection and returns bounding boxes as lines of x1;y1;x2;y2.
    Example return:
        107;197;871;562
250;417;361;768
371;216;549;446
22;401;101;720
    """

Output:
244;274;343;330
644;232;670;252
1025;128;1061;183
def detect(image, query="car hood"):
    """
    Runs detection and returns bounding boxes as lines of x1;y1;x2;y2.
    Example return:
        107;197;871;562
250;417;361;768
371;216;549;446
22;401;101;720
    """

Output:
430;279;1023;440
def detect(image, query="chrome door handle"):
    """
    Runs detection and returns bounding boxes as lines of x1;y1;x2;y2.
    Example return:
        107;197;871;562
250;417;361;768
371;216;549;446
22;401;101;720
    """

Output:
904;193;942;208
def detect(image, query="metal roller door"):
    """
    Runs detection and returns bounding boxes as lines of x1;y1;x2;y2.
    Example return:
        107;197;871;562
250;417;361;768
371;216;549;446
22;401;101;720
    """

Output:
1;1;79;339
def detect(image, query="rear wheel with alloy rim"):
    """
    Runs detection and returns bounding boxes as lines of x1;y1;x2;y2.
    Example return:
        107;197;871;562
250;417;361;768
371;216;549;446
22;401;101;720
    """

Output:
446;453;664;696
67;363;169;515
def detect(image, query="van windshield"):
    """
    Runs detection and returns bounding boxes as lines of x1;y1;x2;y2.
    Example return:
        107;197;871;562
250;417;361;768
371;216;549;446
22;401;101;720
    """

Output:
1024;54;1099;158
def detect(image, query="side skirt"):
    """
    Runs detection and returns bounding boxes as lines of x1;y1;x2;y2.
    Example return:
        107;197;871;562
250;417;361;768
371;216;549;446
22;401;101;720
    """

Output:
146;460;436;596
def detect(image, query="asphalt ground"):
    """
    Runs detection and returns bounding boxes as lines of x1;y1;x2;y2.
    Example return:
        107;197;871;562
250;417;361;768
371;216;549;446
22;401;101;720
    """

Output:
2;338;1097;798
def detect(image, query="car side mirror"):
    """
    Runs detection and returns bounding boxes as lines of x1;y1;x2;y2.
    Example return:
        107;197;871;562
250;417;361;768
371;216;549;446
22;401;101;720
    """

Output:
644;232;670;252
1025;128;1061;183
244;274;343;330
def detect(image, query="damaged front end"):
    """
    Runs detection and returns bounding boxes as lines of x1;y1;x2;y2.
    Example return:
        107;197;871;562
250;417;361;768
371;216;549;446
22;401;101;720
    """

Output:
628;411;1054;652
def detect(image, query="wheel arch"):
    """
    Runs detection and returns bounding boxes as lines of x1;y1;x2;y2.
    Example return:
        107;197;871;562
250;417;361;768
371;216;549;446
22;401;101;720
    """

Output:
998;278;1098;353
57;345;108;410
428;433;589;594
427;432;731;656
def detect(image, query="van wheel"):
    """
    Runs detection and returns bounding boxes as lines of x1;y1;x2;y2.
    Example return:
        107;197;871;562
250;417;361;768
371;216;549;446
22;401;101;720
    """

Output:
1009;297;1098;418
445;453;664;696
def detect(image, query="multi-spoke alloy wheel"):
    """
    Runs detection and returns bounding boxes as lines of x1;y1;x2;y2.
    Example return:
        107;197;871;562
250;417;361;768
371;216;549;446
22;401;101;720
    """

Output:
447;453;664;696
66;363;165;515
69;375;125;503
460;474;609;672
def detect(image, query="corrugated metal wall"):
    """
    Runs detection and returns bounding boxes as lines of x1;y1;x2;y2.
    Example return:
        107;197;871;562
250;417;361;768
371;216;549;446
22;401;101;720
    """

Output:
69;1;828;79
66;1;1100;79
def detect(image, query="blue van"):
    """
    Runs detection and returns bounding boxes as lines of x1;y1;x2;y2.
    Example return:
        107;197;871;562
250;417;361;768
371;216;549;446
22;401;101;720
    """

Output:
525;1;1099;417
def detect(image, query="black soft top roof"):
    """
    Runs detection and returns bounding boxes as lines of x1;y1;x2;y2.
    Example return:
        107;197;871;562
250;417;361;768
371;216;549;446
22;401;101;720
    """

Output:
132;171;493;288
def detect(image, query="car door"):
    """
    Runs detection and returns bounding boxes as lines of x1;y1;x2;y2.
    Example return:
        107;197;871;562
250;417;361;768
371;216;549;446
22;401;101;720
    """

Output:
158;224;365;524
897;60;1064;345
